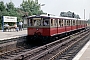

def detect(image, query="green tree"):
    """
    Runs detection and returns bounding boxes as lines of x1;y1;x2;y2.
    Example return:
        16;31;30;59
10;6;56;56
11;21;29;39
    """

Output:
6;2;22;21
6;2;15;10
20;0;43;15
0;1;5;11
0;1;6;29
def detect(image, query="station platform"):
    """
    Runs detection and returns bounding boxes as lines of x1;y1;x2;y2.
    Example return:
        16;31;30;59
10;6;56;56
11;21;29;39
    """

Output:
0;29;27;40
73;40;90;60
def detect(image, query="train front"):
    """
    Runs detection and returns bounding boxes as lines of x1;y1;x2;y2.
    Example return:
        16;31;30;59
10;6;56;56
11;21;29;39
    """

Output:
26;15;50;45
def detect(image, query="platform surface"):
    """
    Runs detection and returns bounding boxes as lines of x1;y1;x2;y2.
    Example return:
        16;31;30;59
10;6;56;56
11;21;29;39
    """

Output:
0;30;27;40
73;40;90;60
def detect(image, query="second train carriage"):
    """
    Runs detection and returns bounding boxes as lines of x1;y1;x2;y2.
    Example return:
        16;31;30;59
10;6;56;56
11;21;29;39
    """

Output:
26;14;87;45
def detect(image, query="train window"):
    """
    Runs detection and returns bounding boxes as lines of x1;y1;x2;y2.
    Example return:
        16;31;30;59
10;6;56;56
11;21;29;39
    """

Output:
30;18;42;26
71;20;72;26
33;20;41;26
59;19;61;27
68;20;70;26
59;19;63;27
80;21;81;25
51;19;53;26
76;20;77;25
61;20;63;27
43;19;49;26
67;20;69;26
64;20;66;26
73;20;75;25
78;20;80;25
54;19;57;26
28;19;32;26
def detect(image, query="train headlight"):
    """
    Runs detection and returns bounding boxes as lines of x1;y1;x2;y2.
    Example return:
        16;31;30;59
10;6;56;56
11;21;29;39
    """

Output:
36;28;39;31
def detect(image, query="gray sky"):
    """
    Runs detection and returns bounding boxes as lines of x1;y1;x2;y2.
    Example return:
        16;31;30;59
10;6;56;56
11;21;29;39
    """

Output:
1;0;90;19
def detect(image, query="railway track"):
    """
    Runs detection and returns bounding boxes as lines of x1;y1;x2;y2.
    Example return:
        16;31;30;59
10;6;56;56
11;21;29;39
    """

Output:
38;29;90;60
0;28;89;60
55;33;90;60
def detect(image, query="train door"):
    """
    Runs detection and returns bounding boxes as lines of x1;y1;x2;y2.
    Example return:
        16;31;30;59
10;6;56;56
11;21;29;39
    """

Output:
76;20;78;29
50;18;58;36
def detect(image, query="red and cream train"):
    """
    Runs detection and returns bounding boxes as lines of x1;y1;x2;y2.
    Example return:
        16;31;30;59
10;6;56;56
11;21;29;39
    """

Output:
26;14;87;45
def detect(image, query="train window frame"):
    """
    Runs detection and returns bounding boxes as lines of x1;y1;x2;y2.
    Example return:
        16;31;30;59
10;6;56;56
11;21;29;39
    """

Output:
51;19;54;26
70;20;72;26
43;18;50;26
27;17;42;26
53;19;56;27
68;20;70;26
33;19;41;26
61;19;63;27
59;19;63;27
73;20;75;26
67;20;69;26
59;19;61;27
50;18;58;27
28;19;33;26
64;19;66;26
76;20;78;25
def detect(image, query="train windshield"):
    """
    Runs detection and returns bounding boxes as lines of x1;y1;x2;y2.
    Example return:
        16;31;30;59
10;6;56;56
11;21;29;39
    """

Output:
33;18;41;26
28;17;50;26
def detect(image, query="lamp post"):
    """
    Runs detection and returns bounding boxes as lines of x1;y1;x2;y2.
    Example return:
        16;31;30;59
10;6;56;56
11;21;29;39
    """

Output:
89;13;90;19
84;9;85;19
39;3;45;15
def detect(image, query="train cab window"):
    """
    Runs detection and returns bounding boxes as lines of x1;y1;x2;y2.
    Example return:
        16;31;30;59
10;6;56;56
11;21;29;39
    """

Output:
43;19;49;26
33;20;41;26
28;18;42;26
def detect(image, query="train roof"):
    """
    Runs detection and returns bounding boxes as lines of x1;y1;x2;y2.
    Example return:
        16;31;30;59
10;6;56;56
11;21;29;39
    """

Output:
78;19;88;21
27;14;86;21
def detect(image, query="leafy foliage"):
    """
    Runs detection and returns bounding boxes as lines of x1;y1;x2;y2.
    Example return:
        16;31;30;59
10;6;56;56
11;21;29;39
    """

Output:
0;0;44;29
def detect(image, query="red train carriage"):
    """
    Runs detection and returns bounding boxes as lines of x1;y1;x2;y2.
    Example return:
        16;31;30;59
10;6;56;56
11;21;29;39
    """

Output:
26;15;87;45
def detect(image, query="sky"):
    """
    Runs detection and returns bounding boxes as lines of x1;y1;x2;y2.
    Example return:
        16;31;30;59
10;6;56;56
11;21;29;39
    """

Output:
1;0;90;19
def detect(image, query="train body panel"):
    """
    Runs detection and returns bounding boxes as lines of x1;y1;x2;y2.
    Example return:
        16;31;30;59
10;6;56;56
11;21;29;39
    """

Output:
28;27;50;36
57;27;65;34
78;25;82;29
50;27;57;36
66;26;71;32
71;25;77;30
